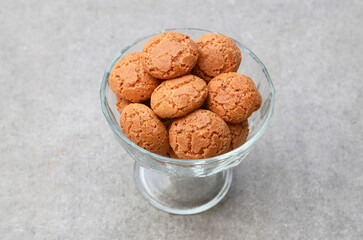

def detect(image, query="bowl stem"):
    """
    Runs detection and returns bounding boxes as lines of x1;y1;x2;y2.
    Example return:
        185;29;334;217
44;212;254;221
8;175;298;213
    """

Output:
133;162;233;215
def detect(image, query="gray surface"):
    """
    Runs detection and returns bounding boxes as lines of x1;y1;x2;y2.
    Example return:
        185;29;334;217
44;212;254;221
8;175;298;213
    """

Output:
1;0;362;239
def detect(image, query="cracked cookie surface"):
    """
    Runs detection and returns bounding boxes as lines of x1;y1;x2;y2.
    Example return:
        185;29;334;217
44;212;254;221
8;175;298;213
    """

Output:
120;104;169;155
142;32;199;79
228;120;249;150
151;75;208;118
109;52;160;102
169;109;231;159
206;72;262;123
192;33;241;82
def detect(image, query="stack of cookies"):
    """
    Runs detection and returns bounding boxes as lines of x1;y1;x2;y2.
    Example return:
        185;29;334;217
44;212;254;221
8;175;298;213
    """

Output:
109;32;262;159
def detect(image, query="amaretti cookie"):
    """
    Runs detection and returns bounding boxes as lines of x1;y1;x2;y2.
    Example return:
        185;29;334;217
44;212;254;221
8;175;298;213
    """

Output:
109;52;160;102
193;33;241;82
169;109;232;159
142;32;199;79
206;72;262;123
228;120;249;150
151;75;208;118
120;104;169;155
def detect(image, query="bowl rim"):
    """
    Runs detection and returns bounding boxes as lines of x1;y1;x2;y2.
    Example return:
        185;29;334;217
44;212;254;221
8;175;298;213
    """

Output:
100;27;275;165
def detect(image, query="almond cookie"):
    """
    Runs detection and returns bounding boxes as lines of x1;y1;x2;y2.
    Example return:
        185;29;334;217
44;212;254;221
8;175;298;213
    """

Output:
109;52;160;103
142;32;199;79
120;104;169;155
192;33;241;82
115;96;131;114
151;75;208;118
228;120;249;150
169;109;232;159
206;72;262;123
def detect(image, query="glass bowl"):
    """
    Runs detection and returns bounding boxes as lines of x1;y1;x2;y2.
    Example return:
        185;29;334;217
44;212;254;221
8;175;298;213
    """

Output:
100;28;275;215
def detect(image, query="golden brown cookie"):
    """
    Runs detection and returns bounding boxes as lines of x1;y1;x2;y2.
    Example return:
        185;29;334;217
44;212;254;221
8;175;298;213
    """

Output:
169;109;232;159
120;104;169;155
228;120;249;150
142;32;199;79
151;75;208;118
109;52;160;103
206;72;262;123
192;33;241;82
115;96;131;114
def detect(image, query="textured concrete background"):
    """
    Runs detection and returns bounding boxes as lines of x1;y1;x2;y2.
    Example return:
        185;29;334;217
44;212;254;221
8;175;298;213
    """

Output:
1;0;362;239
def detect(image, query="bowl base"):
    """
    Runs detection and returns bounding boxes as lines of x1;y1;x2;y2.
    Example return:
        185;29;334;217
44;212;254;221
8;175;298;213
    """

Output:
134;162;233;215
